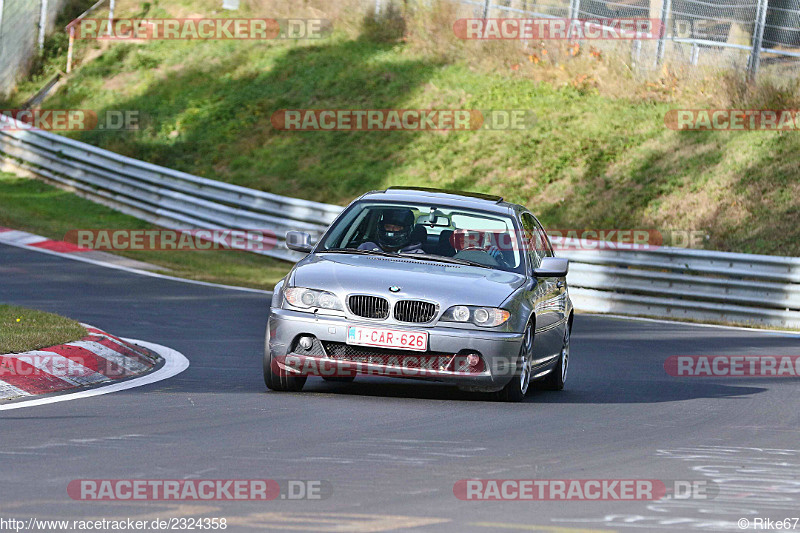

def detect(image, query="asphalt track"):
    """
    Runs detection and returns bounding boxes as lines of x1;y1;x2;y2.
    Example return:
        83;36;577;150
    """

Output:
1;241;800;533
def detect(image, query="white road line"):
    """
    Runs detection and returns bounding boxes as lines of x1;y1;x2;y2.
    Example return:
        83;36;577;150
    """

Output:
581;312;800;337
0;339;189;411
0;237;271;295
0;231;48;246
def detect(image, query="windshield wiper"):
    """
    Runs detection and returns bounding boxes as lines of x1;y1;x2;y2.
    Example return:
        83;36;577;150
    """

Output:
322;248;403;258
396;252;493;269
323;249;493;270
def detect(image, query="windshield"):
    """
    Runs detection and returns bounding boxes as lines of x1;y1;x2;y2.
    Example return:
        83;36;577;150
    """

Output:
319;201;524;273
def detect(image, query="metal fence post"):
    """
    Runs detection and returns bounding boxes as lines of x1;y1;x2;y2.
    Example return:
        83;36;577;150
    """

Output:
569;0;579;20
654;0;672;66
481;0;490;19
66;26;75;73
0;0;4;62
38;0;48;50
748;0;768;81
567;0;580;40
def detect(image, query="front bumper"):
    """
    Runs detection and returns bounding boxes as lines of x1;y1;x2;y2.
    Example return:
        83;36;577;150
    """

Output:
268;308;524;389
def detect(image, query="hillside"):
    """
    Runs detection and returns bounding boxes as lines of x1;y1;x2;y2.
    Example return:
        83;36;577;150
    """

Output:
4;0;800;256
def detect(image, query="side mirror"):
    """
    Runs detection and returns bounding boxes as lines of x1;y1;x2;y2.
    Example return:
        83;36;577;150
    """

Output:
534;257;568;278
285;231;313;253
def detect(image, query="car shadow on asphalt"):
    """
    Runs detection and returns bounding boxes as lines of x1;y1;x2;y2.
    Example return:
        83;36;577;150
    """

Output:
293;376;767;404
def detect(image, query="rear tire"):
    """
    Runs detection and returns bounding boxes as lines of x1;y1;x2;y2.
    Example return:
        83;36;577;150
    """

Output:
497;324;533;402
264;327;307;392
538;325;570;391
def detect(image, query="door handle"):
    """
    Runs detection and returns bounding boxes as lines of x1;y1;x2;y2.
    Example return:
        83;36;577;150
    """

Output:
556;281;564;288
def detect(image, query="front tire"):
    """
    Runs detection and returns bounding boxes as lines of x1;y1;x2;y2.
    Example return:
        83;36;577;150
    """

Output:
264;327;307;392
497;324;533;402
538;325;570;391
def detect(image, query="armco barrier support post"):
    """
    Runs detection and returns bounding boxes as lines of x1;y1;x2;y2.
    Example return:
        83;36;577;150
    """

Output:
66;26;75;73
108;0;115;33
38;0;48;50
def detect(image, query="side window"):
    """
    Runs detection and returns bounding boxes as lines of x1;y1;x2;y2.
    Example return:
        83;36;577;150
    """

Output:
534;219;554;258
521;213;545;269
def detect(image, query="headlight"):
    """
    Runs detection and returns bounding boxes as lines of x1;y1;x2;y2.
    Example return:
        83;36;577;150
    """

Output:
441;306;510;327
284;287;343;311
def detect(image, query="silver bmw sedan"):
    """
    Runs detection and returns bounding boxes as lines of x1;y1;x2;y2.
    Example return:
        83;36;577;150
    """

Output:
264;187;572;401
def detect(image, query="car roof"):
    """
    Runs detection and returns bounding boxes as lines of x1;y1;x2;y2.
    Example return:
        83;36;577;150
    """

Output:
358;187;522;215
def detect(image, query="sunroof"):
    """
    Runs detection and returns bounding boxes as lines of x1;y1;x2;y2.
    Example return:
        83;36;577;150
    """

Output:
386;186;503;203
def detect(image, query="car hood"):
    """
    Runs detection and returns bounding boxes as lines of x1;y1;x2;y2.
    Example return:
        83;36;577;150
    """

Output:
291;252;525;308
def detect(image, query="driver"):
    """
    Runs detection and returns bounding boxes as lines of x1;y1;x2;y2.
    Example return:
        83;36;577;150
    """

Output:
358;208;424;254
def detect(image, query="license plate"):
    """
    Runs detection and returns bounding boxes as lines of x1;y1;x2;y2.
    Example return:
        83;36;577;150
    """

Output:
347;326;428;352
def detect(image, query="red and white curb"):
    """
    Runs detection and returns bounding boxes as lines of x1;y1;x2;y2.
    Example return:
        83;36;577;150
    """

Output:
0;226;92;254
0;324;189;410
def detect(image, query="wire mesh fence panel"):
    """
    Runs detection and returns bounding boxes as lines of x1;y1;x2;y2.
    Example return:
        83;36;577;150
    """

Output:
488;0;572;18
378;0;800;78
761;0;800;77
667;0;760;72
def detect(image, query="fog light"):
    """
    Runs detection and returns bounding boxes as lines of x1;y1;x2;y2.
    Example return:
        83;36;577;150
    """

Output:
298;336;314;350
466;353;480;367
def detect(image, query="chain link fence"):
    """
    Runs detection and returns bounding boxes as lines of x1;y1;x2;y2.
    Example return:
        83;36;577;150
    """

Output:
375;0;800;79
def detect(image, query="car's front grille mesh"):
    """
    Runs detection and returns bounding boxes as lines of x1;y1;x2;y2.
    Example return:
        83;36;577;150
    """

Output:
348;295;389;319
394;300;437;323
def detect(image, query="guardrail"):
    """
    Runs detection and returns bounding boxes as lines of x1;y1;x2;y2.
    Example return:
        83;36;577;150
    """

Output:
561;248;800;328
1;113;798;328
0;114;339;261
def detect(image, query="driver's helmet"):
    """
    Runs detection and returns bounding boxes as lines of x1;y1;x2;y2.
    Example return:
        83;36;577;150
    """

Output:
377;208;415;249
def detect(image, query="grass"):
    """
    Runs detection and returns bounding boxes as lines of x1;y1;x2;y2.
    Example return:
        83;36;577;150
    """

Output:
0;305;87;354
0;172;292;289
